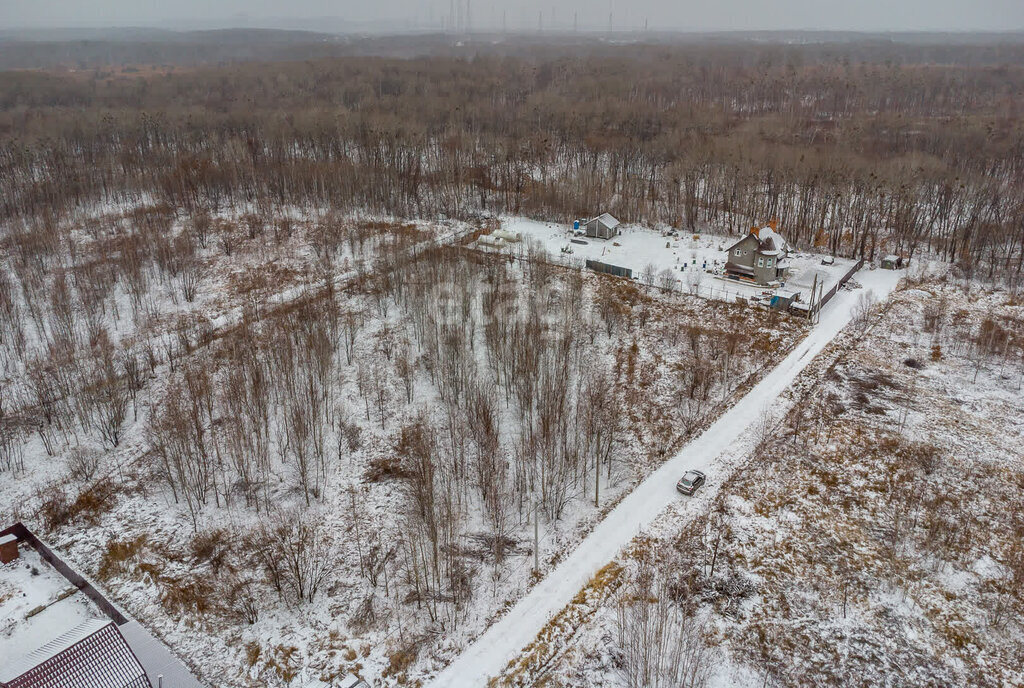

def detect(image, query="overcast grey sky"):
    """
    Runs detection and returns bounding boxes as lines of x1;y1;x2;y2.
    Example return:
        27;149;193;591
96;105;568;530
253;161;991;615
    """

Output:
1;0;1022;32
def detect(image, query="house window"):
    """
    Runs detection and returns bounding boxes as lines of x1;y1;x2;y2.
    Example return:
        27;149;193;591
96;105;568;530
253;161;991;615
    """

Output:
757;257;764;268
766;258;773;267
734;248;741;256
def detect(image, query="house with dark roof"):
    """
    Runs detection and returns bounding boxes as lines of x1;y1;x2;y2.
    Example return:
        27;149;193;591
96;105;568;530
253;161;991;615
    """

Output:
724;226;790;285
2;523;203;688
0;619;150;688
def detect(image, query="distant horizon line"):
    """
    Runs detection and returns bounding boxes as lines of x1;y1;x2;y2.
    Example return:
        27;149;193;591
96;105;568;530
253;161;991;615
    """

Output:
3;23;1024;36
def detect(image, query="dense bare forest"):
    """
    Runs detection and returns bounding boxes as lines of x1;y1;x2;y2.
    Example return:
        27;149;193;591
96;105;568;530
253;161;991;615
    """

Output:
2;39;1024;283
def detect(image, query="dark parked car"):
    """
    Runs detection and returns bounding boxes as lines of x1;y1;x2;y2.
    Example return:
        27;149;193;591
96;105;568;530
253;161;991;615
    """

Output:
676;470;706;495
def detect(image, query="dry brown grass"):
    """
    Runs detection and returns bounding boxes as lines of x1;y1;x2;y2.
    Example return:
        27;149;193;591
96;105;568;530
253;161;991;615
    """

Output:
493;562;625;687
244;641;261;667
381;637;422;685
364;455;410;483
226;262;304;299
265;644;301;683
96;534;147;581
159;575;217;616
38;479;118;532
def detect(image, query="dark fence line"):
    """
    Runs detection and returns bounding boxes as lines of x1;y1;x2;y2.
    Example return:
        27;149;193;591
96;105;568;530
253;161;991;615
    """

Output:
585;258;634;279
0;521;128;625
820;257;866;309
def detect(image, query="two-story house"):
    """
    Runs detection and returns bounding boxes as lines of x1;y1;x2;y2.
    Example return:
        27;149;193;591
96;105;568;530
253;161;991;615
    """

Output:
724;226;790;285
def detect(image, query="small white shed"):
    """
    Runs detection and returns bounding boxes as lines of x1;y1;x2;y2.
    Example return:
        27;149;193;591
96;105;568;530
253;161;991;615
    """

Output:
584;213;620;240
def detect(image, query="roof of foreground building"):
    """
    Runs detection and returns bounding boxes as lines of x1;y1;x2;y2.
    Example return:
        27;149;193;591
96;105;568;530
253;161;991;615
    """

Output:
0;618;150;688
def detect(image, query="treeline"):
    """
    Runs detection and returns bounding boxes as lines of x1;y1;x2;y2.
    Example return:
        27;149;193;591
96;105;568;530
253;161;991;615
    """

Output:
2;31;1024;72
2;43;1024;280
0;28;352;72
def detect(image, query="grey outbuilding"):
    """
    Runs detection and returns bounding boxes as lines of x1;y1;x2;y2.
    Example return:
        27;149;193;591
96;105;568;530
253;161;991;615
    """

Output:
584;213;621;240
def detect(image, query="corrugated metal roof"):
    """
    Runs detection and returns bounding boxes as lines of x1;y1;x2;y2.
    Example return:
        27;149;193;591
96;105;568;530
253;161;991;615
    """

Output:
118;621;205;688
0;620;149;688
789;268;829;290
591;212;620;228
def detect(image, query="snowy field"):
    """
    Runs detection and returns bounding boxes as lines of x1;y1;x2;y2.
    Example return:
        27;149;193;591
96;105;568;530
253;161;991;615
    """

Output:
0;546;103;665
488;217;861;308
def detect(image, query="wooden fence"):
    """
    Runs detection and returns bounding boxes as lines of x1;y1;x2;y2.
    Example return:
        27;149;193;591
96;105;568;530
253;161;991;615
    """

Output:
0;521;128;625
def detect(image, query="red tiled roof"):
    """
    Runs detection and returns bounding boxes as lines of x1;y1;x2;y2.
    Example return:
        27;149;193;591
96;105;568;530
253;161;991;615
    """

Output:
0;620;150;688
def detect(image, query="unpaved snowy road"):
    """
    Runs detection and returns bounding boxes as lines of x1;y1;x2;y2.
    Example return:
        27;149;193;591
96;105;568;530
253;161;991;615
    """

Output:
430;268;903;687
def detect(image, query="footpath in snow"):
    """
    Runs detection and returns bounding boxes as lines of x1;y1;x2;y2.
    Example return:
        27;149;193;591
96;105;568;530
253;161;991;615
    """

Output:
430;268;904;687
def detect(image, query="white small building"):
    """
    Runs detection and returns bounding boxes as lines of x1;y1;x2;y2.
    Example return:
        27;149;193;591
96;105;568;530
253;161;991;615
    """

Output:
584;213;620;240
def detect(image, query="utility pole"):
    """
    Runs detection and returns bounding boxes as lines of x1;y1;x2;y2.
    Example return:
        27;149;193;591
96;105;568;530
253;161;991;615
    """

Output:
809;273;818;324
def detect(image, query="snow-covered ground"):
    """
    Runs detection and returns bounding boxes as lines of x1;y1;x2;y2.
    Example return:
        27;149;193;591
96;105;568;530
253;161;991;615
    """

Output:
0;538;204;688
428;264;902;686
489;217;860;307
519;271;1024;688
0;546;103;665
